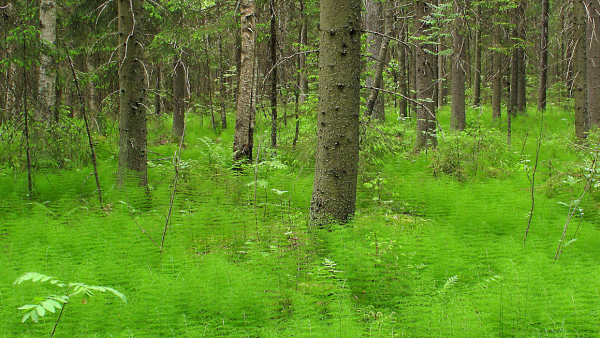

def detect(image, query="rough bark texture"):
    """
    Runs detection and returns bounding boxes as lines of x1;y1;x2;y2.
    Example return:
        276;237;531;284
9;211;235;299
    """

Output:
365;0;385;121
233;0;257;161
574;0;589;139
118;0;147;186
37;0;57;122
472;3;482;106
587;0;600;126
310;0;361;225
451;0;466;131
492;2;502;119
365;1;392;120
171;58;186;142
415;0;437;150
269;0;278;148
537;0;549;111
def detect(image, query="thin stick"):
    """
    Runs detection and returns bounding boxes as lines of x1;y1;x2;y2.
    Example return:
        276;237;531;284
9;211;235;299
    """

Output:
524;111;544;244
49;302;66;338
160;110;187;250
64;44;103;205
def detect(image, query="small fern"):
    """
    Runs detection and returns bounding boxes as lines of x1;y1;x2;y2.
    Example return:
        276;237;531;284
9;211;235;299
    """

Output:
439;275;459;294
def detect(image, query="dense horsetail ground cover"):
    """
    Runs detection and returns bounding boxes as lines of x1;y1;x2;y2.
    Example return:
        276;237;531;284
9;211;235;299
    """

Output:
1;104;600;337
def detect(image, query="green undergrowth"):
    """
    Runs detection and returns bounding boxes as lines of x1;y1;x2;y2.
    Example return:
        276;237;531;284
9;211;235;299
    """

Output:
1;103;600;337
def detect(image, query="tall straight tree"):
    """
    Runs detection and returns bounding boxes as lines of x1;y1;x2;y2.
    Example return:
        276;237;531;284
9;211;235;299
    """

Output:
310;0;361;225
491;1;502;120
364;0;385;121
269;0;278;148
573;0;588;139
451;0;466;131
587;0;600;126
118;0;147;185
537;0;549;111
171;56;186;143
472;2;482;106
415;0;437;149
293;0;308;147
37;0;57;122
233;0;257;161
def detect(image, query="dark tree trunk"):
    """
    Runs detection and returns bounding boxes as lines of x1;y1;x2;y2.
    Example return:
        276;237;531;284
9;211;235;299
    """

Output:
587;0;600;126
451;0;466;131
516;3;526;113
574;0;589;139
310;0;361;225
365;0;392;121
415;0;437;150
398;22;408;118
233;0;257;161
118;0;147;186
472;2;482;106
171;57;186;142
294;0;307;147
492;1;502;119
537;0;549;111
269;0;278;148
365;0;385;121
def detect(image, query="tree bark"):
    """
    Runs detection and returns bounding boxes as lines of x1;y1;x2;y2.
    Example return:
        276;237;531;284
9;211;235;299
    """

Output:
37;0;57;123
233;0;257;162
269;0;278;148
365;0;385;121
574;0;589;139
516;3;526;113
472;2;482;106
415;0;437;150
293;0;308;147
118;0;147;185
398;21;408;118
492;1;502;120
587;0;600;126
537;0;549;111
310;0;361;225
171;56;186;142
451;0;466;131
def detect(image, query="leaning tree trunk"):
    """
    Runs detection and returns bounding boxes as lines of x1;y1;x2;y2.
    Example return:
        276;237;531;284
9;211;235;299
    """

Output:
233;0;257;162
365;0;385;121
451;0;466;131
537;0;549;111
587;0;600;127
118;0;147;186
37;0;57;123
574;0;589;139
415;0;437;150
310;0;361;225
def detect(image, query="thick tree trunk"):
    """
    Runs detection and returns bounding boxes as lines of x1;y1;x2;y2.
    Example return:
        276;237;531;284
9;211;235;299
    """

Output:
233;0;257;162
310;0;361;225
37;0;57;123
365;1;392;121
171;57;186;142
492;2;502;119
118;0;147;185
538;0;549;111
365;0;385;121
574;0;589;139
269;0;278;148
587;0;600;126
451;0;466;131
415;0;437;150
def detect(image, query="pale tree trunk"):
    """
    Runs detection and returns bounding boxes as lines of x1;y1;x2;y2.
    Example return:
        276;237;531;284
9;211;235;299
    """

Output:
472;2;482;106
587;0;600;127
574;0;589;139
171;56;186;142
233;0;257;162
269;0;278;148
538;0;549;111
415;0;437;150
492;1;502;119
397;20;408;118
365;0;393;121
37;0;57;122
451;0;466;131
118;0;147;185
365;0;385;121
310;0;361;225
293;0;308;147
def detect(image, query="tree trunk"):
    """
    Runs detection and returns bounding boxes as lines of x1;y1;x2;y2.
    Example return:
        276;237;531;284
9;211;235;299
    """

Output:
37;0;57;123
472;2;482;106
398;22;408;118
269;0;278;148
365;0;385;121
310;0;361;225
516;3;526;113
294;0;308;147
118;0;147;185
537;0;549;111
587;0;600;126
451;0;466;131
492;1;502;119
218;36;227;130
415;0;437;150
574;0;589;139
233;0;257;162
171;57;186;142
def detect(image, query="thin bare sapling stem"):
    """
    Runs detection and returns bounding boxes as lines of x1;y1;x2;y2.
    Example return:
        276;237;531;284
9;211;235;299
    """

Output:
523;111;544;244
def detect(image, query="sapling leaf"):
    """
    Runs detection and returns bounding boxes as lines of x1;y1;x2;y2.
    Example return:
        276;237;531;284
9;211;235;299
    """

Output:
18;305;37;310
35;305;45;317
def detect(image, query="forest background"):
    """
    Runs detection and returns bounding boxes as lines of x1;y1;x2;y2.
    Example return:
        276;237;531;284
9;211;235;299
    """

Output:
2;0;600;336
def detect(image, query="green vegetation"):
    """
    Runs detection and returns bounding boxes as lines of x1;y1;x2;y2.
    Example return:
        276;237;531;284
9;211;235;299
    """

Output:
2;103;600;337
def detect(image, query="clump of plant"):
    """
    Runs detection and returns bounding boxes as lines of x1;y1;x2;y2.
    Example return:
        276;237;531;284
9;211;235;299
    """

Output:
14;272;127;337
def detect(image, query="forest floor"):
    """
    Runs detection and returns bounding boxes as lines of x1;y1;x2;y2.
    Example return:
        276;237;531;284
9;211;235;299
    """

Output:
1;103;600;337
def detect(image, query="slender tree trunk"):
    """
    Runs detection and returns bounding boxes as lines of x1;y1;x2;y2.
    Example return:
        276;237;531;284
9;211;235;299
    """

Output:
492;2;502;119
472;2;482;106
538;0;549;111
574;0;589;139
118;0;147;185
294;0;308;147
37;0;57;123
310;0;361;225
415;0;437;150
155;65;162;116
269;0;278;148
516;2;526;113
233;0;257;162
509;25;519;117
365;0;385;121
398;22;408;118
171;56;186;142
451;0;466;131
438;34;446;110
366;0;392;121
587;0;600;126
218;36;227;130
